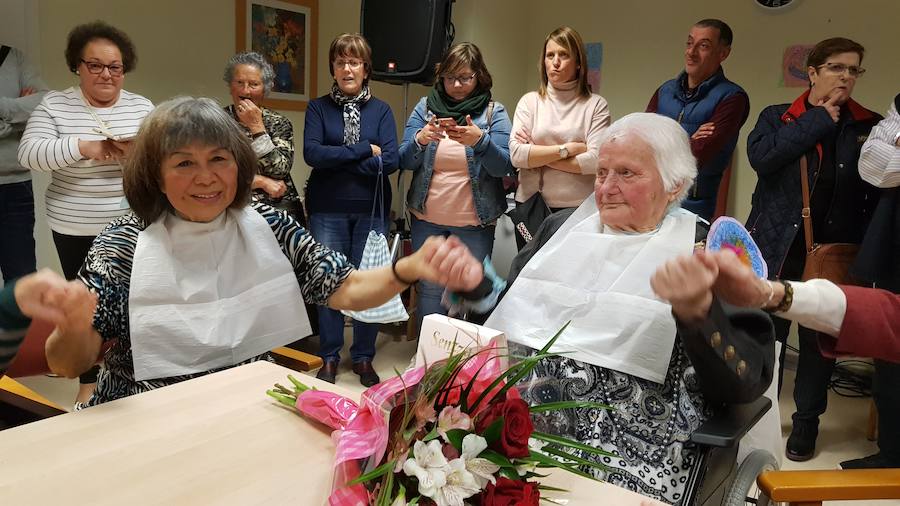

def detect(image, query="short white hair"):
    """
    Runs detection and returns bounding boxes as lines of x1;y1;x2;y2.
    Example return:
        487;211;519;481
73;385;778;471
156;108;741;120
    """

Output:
599;112;697;206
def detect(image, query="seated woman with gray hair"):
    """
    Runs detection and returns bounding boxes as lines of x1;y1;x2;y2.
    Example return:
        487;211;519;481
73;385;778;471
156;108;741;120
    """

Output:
43;97;484;408
476;112;774;504
223;51;304;223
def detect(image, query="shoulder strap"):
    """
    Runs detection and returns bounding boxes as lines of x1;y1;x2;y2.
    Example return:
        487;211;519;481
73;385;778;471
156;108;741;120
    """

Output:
485;100;494;134
799;156;815;252
0;46;11;68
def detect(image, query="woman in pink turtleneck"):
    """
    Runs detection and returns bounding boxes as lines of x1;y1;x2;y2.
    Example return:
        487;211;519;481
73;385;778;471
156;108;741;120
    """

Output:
509;26;611;249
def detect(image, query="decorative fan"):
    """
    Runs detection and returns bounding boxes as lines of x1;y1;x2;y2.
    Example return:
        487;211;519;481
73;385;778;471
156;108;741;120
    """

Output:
706;217;768;278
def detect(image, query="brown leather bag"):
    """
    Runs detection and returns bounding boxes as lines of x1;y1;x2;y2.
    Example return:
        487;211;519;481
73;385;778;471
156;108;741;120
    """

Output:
798;156;859;283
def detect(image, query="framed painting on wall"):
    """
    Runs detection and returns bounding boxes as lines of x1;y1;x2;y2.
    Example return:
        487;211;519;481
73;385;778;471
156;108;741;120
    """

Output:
236;0;318;111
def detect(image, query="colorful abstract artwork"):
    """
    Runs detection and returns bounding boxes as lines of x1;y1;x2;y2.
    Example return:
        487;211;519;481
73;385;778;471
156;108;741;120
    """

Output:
782;44;814;87
586;42;603;93
237;0;318;111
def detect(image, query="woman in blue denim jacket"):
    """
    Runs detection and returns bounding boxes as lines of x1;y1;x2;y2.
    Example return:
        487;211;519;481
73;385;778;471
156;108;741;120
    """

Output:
399;43;514;331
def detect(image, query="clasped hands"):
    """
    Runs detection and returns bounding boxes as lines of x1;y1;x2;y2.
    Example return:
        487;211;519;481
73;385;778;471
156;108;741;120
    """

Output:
15;269;98;334
651;249;769;324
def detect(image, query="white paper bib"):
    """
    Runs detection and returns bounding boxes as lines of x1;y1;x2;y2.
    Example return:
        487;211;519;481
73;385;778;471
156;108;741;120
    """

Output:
486;198;696;383
128;207;311;381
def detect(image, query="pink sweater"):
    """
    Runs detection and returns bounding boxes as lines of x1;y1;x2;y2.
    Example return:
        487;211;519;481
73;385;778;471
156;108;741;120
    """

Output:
509;83;610;208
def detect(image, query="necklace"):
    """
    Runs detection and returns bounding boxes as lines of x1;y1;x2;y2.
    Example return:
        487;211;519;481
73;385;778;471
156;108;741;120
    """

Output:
595;347;684;466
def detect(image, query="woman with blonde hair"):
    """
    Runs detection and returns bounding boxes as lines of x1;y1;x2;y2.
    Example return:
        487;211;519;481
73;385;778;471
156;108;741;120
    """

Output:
398;42;513;332
508;26;610;249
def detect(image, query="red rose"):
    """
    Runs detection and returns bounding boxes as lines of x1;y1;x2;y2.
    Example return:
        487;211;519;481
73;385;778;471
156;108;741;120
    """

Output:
475;398;534;458
480;477;540;506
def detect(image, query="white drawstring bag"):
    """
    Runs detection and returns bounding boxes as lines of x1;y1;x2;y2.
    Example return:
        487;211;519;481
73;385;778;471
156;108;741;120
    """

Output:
341;157;410;323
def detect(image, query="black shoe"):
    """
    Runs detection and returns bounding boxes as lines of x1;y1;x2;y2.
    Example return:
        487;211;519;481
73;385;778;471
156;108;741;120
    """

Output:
316;360;339;384
840;453;900;469
786;421;818;462
352;360;380;388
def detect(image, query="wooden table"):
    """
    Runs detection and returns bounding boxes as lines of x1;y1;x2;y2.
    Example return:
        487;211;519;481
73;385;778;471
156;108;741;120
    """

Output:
0;362;662;505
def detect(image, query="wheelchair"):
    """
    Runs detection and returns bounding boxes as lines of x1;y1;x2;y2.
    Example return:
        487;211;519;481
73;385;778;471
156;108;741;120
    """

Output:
685;396;779;505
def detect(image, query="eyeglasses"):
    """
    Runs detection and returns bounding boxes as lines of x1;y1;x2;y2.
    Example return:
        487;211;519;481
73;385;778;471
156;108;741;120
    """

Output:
233;80;263;90
334;59;364;69
80;59;125;77
442;73;477;86
817;62;866;78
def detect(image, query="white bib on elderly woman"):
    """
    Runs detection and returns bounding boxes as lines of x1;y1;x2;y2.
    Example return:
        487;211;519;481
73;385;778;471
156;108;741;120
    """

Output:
129;207;311;381
486;197;696;384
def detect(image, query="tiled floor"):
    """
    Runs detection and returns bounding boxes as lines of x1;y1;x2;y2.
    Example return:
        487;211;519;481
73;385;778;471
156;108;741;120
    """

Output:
16;333;900;505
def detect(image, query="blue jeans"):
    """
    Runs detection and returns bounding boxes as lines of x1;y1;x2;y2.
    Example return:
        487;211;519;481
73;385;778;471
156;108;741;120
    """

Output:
410;215;495;333
0;181;36;283
308;212;388;363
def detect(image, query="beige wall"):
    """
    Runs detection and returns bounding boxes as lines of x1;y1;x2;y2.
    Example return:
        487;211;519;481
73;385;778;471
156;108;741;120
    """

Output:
26;0;900;273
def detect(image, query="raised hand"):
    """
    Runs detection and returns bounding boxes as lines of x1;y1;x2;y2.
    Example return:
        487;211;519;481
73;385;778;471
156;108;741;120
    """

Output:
650;250;719;323
445;115;483;146
235;99;265;134
14;270;97;328
413;235;483;292
416;116;445;146
817;93;841;123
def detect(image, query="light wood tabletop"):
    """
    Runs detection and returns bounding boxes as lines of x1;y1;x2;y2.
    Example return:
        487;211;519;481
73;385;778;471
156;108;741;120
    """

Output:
0;361;662;505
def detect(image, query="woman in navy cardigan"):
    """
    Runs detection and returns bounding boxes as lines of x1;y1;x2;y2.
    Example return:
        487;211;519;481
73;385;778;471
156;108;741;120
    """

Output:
303;33;398;387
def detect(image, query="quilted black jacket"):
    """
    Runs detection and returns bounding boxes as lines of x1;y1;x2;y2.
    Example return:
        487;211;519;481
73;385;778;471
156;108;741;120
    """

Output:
745;91;881;277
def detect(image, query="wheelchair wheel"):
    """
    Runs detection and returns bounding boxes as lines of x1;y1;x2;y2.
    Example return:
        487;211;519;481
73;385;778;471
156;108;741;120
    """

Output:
722;449;778;506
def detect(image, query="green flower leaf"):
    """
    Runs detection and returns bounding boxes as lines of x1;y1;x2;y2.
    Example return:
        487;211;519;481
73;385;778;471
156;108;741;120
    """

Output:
531;431;618;458
529;401;612;413
345;459;395;486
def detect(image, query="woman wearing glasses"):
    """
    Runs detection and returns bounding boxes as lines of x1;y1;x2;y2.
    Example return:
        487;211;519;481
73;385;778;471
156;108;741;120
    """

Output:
746;37;882;464
17;21;152;403
303;33;398;387
398;42;514;332
508;26;610;249
222;51;304;225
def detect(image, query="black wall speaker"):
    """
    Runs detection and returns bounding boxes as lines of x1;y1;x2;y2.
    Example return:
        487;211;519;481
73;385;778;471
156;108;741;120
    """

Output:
360;0;454;84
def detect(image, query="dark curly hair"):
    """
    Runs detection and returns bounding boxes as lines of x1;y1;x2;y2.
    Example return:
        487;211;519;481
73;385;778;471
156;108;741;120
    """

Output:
65;21;138;74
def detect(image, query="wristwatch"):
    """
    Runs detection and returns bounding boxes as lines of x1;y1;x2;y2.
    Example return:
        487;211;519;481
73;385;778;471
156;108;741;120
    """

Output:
558;145;569;159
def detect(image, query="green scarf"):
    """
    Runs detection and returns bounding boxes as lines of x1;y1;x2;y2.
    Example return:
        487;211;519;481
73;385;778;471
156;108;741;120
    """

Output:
426;80;491;125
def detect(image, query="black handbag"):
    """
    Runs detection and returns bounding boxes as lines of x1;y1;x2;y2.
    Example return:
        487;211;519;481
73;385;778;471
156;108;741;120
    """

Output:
506;169;550;243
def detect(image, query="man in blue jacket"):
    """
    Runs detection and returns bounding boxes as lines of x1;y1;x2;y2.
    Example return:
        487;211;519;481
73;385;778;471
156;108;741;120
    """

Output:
647;19;749;220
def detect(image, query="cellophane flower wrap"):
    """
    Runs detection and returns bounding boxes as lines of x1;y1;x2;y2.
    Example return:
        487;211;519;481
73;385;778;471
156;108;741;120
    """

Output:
267;323;613;506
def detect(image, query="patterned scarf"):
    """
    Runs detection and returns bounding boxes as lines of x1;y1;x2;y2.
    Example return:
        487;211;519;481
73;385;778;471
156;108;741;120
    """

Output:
330;82;371;145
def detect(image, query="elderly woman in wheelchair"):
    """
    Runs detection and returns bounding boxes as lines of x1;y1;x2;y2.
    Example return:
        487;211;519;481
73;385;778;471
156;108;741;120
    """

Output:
469;113;777;505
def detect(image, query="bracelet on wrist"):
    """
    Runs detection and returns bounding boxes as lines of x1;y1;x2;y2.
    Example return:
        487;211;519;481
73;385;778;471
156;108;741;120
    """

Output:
768;280;794;313
392;257;417;286
251;131;267;139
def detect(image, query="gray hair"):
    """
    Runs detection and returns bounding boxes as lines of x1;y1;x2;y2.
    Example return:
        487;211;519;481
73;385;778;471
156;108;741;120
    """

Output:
598;112;697;207
124;96;257;223
223;51;275;95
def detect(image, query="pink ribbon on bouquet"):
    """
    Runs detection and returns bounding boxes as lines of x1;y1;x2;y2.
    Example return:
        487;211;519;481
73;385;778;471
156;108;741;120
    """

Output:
294;338;505;505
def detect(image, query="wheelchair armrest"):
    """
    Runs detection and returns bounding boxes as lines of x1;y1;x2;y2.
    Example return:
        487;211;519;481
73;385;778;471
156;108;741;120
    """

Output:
690;396;771;448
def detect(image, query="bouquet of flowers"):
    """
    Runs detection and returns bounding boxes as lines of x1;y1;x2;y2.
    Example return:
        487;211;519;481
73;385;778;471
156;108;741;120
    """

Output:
267;323;613;506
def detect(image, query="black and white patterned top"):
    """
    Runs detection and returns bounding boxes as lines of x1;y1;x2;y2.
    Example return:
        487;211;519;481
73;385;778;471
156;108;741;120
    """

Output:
515;340;708;505
77;202;352;408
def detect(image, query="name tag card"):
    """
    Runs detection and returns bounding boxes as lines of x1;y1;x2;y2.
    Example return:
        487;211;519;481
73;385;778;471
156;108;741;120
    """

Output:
414;314;507;369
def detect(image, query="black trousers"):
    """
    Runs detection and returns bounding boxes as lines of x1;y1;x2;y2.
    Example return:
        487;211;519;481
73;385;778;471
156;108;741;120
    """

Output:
51;232;95;280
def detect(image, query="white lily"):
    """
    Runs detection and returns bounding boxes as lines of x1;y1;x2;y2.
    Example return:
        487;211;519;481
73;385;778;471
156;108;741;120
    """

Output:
402;440;449;498
461;433;501;489
432;457;481;506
